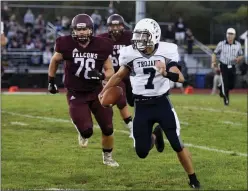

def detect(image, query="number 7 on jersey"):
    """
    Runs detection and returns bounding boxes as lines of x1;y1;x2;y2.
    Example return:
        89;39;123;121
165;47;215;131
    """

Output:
143;67;156;89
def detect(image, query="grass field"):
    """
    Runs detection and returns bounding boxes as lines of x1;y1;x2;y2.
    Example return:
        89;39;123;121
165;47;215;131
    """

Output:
1;93;247;190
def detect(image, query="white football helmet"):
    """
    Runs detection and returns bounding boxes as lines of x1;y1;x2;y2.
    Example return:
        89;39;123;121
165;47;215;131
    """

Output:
132;18;161;51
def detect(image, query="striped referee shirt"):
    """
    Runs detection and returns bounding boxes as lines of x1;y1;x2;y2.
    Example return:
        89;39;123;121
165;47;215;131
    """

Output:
214;40;243;65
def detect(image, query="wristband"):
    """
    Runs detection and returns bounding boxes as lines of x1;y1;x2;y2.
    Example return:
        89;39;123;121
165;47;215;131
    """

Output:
165;72;179;82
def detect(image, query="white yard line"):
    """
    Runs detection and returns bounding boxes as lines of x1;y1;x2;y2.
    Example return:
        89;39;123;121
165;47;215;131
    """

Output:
221;121;243;126
10;121;28;126
181;106;247;115
2;111;247;157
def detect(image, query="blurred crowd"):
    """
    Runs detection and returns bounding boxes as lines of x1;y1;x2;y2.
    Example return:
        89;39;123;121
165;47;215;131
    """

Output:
1;2;111;66
163;17;194;54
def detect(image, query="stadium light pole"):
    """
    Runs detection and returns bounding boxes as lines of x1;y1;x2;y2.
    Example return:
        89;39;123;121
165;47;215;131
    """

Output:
135;0;146;24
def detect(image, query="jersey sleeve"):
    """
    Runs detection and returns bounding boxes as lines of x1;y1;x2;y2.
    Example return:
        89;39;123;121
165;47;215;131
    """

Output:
214;42;222;55
166;44;180;71
119;46;134;70
54;37;63;54
1;22;4;34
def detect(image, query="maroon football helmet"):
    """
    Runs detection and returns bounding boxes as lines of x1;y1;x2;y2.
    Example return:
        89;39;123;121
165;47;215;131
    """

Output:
71;14;94;44
107;14;125;38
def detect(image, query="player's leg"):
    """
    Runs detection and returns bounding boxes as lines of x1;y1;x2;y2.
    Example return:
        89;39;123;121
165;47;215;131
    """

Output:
133;102;155;158
67;92;93;148
90;97;119;167
116;81;133;138
227;66;236;104
219;64;230;105
157;95;200;188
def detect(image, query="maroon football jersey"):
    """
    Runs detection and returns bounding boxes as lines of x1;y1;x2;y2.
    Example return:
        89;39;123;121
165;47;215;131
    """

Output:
98;31;132;72
55;35;113;92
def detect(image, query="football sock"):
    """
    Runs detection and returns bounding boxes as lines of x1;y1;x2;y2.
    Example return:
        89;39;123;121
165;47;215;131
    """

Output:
123;116;132;124
102;148;113;153
188;173;197;182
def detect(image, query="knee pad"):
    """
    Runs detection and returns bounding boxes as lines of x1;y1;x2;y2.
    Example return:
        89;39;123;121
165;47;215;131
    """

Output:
101;127;113;136
81;128;93;138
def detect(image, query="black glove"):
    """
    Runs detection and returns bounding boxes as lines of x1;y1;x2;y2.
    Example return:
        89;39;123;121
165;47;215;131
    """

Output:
48;76;59;94
88;70;105;80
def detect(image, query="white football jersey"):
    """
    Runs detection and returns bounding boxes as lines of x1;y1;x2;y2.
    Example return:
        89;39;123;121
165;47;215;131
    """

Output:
119;42;179;96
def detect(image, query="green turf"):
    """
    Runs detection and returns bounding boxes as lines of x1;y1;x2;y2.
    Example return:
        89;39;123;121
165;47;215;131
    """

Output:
1;94;247;190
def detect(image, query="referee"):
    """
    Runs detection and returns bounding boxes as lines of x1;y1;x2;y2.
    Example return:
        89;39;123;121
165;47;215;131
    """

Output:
211;28;244;106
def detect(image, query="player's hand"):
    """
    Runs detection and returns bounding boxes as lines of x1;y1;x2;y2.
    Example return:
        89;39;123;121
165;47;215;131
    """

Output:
88;70;105;80
234;57;241;63
211;62;217;69
48;82;59;94
48;76;59;94
155;61;167;76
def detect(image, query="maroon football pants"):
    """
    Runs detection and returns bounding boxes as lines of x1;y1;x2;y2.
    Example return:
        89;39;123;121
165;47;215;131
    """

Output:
66;88;113;138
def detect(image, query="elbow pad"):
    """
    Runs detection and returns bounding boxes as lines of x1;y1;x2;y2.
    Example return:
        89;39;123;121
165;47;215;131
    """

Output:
164;72;179;82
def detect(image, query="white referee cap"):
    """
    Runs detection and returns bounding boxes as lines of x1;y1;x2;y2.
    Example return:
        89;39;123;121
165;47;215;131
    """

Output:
226;28;236;34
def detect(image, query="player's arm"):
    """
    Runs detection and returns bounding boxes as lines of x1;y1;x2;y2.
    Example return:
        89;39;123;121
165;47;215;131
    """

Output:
48;52;63;94
99;65;130;97
167;66;185;83
48;52;63;77
156;61;184;83
103;56;115;80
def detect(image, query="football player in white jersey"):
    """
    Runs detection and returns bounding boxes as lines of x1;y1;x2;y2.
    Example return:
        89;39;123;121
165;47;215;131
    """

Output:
99;18;200;189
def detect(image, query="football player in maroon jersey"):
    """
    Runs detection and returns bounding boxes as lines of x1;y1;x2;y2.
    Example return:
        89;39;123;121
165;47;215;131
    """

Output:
48;14;119;167
98;14;134;140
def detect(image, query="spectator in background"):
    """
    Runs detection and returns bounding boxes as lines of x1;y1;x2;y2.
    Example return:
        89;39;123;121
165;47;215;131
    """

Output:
175;17;186;46
164;24;175;43
7;14;18;39
25;37;35;50
2;2;11;23
185;28;194;54
8;36;20;49
211;68;221;95
55;16;62;32
24;9;35;28
61;16;70;31
34;14;45;35
43;46;52;65
107;1;115;18
95;21;108;35
31;51;41;66
91;10;102;33
34;36;44;50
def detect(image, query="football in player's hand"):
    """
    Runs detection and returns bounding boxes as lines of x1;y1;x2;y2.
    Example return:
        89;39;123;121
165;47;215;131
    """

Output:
100;86;123;107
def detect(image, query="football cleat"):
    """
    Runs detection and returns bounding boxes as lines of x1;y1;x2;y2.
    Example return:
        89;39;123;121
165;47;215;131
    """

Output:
78;134;88;148
102;152;119;167
189;180;201;189
153;125;165;152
